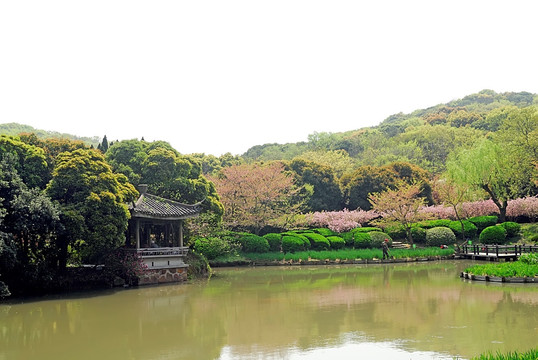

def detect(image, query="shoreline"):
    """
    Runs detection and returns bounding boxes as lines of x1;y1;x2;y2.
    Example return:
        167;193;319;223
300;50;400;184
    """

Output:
210;254;459;267
461;271;537;283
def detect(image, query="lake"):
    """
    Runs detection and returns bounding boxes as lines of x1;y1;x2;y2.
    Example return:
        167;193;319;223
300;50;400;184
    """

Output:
1;261;536;360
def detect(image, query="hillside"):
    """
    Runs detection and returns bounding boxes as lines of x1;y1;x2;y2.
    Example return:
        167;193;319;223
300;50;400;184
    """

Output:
1;90;536;176
242;90;538;174
0;123;99;146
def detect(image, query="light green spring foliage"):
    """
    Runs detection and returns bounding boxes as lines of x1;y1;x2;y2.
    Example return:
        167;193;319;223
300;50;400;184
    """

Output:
47;149;137;263
0;135;48;189
106;139;224;217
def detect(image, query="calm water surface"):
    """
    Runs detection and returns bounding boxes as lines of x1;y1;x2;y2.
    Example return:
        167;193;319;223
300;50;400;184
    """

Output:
1;261;537;360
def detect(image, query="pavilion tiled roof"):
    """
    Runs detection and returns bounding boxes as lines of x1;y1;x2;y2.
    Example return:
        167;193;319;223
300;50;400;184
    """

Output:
130;193;202;219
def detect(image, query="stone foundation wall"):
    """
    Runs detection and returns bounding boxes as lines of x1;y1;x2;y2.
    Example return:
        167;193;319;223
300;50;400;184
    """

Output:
138;267;188;285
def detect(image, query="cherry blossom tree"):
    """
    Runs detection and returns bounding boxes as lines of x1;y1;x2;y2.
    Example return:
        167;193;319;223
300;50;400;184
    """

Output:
209;162;307;234
369;180;432;244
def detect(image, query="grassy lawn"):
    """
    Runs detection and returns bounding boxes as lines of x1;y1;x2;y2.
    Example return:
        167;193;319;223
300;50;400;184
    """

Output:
210;247;454;266
464;261;538;278
465;253;538;278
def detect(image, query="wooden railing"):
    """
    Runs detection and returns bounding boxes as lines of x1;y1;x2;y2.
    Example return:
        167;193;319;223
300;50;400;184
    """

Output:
128;247;189;257
461;244;537;257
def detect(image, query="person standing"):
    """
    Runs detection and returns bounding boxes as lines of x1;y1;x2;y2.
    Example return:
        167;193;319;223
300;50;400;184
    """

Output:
382;239;390;260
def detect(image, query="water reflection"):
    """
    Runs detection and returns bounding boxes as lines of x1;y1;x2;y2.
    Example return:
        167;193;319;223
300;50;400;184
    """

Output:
0;261;536;360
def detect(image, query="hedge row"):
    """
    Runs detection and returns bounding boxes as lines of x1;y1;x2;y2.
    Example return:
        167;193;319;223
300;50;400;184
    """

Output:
386;217;520;244
192;219;521;259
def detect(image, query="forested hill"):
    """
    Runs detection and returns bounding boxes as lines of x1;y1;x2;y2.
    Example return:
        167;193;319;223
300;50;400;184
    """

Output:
242;90;538;173
0;123;99;146
1;90;536;176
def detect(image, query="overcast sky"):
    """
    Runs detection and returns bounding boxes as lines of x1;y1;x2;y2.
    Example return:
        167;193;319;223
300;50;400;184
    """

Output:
1;1;538;155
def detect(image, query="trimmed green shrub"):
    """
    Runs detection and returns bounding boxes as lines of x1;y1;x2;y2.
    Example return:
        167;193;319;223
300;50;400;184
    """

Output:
327;236;345;249
410;226;427;243
449;220;478;240
385;224;406;240
500;221;521;238
302;233;330;250
479;225;507;245
369;231;392;248
313;228;336;237
239;234;270;253
420;219;452;229
341;231;355;246
342;227;383;245
282;235;306;253
263;233;282;252
469;215;498;232
193;237;232;260
353;232;372;249
426;227;456;247
282;232;311;249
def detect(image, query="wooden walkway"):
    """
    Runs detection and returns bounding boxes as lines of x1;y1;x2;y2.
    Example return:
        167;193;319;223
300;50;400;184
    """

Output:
460;244;538;261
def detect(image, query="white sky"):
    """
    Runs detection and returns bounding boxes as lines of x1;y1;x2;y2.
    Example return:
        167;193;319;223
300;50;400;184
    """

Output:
1;1;538;156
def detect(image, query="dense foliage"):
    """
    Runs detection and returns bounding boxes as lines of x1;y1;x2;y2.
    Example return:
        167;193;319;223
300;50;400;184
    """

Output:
239;234;270;253
468;216;499;232
106;139;224;217
479;225;507;245
263;233;282;252
426;227;456;247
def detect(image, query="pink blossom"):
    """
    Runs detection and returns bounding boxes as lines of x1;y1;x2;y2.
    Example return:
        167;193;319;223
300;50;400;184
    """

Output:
307;208;378;232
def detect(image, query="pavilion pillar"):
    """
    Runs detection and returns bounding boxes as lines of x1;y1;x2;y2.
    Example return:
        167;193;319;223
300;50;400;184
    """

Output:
135;219;140;249
164;223;170;247
179;220;184;247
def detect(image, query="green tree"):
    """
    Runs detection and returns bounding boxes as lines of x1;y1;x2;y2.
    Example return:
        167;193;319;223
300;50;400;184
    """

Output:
447;110;483;128
446;139;523;222
98;135;109;153
340;166;396;210
295;150;356;179
472;106;516;132
397;125;484;173
384;162;433;205
189;153;243;176
47;149;138;263
497;106;538;159
288;158;342;212
105;139;147;184
106;139;224;217
0;153;60;265
0;135;49;188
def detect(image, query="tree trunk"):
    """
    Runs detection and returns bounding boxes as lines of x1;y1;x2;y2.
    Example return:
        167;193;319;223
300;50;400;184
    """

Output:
405;226;414;245
482;185;508;223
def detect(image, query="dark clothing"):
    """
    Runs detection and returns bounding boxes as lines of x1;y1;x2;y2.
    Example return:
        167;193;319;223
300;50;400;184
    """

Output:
382;241;390;259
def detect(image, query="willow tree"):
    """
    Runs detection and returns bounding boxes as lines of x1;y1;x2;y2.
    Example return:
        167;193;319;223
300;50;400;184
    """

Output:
446;139;522;222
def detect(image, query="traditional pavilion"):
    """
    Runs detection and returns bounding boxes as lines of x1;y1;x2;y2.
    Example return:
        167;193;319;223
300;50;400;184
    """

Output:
126;184;202;284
